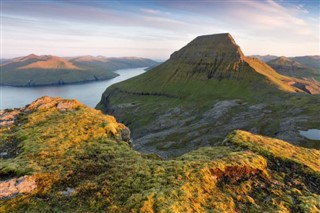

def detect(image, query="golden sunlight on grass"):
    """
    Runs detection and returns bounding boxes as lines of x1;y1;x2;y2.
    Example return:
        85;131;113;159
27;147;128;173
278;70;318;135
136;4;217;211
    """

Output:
0;98;319;212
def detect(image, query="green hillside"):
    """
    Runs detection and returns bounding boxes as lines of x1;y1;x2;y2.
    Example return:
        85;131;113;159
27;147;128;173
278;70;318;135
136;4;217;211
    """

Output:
97;33;320;158
1;97;319;212
0;54;158;86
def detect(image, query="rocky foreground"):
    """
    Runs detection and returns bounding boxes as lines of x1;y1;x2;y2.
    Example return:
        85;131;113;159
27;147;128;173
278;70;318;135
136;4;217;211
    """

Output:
0;97;319;212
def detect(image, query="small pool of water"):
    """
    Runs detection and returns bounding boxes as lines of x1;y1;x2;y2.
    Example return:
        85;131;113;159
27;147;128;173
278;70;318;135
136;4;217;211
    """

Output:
299;129;320;140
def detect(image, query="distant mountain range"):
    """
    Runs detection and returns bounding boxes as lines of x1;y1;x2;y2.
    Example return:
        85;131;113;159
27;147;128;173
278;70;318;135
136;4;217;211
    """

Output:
266;56;320;81
249;55;320;81
249;54;278;62
0;54;158;86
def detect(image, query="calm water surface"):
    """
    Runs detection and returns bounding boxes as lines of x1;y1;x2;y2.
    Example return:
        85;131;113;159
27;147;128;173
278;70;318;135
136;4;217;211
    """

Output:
299;129;320;140
0;67;146;109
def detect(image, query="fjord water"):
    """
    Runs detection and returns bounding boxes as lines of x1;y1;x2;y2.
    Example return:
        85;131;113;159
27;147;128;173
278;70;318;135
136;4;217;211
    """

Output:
0;67;146;109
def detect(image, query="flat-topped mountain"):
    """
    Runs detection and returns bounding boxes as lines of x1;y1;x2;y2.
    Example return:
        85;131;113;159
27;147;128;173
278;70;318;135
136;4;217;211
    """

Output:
97;33;318;95
168;33;245;80
97;33;320;158
0;54;158;86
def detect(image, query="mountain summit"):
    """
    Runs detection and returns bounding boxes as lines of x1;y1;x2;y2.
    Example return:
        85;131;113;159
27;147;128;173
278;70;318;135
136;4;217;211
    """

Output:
170;33;245;61
98;33;318;99
97;33;320;158
168;33;245;80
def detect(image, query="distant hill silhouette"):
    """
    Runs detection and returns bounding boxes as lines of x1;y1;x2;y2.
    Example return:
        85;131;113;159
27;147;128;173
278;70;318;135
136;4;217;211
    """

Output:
249;54;278;62
0;54;158;86
267;56;320;81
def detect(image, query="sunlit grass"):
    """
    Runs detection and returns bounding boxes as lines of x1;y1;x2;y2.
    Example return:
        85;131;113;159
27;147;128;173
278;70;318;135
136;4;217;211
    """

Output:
1;98;319;212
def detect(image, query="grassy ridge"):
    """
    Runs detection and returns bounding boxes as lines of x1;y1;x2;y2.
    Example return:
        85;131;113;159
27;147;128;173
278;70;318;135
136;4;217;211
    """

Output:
1;97;319;212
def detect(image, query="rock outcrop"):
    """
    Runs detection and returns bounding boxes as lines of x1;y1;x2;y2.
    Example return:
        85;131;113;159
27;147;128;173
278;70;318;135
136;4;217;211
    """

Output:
0;96;83;128
0;110;20;127
0;176;37;199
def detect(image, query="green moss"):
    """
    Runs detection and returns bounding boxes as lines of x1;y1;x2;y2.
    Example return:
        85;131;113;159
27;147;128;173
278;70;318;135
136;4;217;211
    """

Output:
1;98;319;212
226;130;320;174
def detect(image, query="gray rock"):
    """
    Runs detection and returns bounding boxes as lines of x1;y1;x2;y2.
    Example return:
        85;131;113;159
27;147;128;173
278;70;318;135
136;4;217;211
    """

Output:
61;187;76;196
0;152;8;157
248;103;266;111
120;128;131;142
276;116;309;144
202;100;243;121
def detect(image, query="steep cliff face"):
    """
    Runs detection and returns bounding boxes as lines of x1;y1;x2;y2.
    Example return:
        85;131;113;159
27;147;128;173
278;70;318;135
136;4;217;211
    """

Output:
167;33;247;81
1;97;319;212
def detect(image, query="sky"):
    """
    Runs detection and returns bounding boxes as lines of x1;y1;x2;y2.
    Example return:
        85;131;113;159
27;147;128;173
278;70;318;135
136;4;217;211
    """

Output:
1;0;319;60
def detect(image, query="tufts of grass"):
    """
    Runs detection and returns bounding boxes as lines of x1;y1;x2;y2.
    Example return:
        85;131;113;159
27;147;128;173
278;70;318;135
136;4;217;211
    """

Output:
226;130;320;173
1;98;319;212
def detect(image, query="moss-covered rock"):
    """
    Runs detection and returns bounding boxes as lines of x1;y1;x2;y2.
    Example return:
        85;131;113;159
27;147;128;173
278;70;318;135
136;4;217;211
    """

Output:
0;97;319;212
